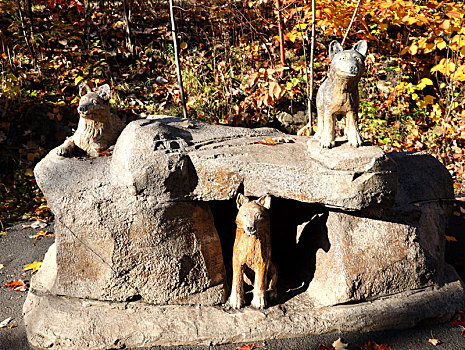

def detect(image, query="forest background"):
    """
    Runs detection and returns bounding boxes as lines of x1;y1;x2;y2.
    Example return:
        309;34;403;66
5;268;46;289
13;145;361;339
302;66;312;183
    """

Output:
0;0;464;226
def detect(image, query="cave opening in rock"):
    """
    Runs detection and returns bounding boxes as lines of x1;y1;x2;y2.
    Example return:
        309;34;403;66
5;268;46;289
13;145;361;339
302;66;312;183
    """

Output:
209;196;329;304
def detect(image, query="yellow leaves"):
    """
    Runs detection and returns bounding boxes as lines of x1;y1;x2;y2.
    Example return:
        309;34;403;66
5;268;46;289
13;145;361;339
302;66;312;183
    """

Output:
431;58;456;75
453;64;465;81
420;78;433;86
27;152;40;161
180;42;188;50
23;261;42;274
408;43;418;55
439;19;451;31
74;76;84;85
435;38;447;50
402;15;417;25
416;94;435;109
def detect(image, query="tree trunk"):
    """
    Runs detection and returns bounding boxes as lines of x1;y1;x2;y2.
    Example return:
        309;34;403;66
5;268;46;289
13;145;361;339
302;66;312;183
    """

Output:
169;0;188;119
275;0;285;65
15;0;35;64
308;0;316;132
26;0;34;38
122;0;134;53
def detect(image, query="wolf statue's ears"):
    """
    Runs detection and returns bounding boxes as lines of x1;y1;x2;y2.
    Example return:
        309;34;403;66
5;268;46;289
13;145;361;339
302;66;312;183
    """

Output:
256;194;271;210
78;82;92;97
329;40;368;60
97;84;111;101
329;41;343;60
353;40;368;57
236;193;250;209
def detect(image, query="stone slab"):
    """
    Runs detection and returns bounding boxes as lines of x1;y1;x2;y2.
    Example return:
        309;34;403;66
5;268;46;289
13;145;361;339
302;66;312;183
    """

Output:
110;116;398;210
24;255;465;349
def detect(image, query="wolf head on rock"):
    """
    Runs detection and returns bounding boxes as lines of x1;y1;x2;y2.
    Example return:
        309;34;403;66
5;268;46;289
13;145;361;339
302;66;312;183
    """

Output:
56;83;125;157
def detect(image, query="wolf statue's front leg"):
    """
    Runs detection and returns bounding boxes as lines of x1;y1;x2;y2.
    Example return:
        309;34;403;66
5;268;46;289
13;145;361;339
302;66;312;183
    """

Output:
346;111;363;147
319;111;336;148
251;265;267;309
229;263;245;309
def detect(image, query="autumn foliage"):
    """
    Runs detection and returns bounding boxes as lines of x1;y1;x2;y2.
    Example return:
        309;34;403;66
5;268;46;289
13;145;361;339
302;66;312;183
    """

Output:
0;0;464;223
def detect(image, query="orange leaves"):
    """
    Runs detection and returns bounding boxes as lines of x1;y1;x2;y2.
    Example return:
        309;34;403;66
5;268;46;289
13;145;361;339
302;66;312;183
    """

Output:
236;345;265;350
2;279;29;292
318;345;333;350
29;230;53;240
255;136;295;145
360;341;391;350
97;146;112;156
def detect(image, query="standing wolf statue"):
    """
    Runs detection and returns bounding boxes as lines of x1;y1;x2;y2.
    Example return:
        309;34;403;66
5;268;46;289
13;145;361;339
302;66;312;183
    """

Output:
229;194;278;310
57;83;125;157
314;40;368;148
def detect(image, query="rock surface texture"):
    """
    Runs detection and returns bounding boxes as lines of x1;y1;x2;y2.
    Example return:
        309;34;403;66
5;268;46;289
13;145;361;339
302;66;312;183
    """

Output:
25;115;465;349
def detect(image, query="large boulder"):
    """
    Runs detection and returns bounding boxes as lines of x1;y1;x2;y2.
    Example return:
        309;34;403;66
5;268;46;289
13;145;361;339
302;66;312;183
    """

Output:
306;152;454;306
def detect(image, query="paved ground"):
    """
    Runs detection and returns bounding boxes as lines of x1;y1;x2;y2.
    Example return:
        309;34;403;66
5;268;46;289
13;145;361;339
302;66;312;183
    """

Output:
1;199;464;350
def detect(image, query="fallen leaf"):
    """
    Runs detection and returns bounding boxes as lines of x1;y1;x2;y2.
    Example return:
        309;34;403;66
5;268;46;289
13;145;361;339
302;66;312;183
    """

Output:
453;211;461;216
318;345;333;350
22;220;47;229
255;136;295;146
450;310;465;335
0;317;11;328
23;261;43;274
97;147;112;156
445;235;458;242
272;136;295;144
428;337;443;346
255;137;277;145
29;230;54;240
332;337;348;349
360;341;391;350
2;279;29;292
236;345;266;350
0;263;4;270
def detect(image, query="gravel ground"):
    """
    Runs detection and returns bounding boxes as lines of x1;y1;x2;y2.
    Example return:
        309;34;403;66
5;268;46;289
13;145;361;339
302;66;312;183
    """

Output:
1;199;464;350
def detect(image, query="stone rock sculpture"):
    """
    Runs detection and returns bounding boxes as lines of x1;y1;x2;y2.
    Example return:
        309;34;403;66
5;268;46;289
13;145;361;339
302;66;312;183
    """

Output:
229;194;278;309
314;40;367;148
24;116;465;349
56;83;125;157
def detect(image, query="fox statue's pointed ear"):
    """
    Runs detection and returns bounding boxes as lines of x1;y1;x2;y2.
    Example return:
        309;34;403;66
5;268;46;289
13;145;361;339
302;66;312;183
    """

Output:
97;84;111;100
256;194;271;210
236;193;250;209
353;40;368;57
329;40;343;60
78;82;92;97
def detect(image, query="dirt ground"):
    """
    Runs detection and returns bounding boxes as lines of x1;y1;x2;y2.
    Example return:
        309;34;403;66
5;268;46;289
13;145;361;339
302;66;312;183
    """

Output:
1;199;464;350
